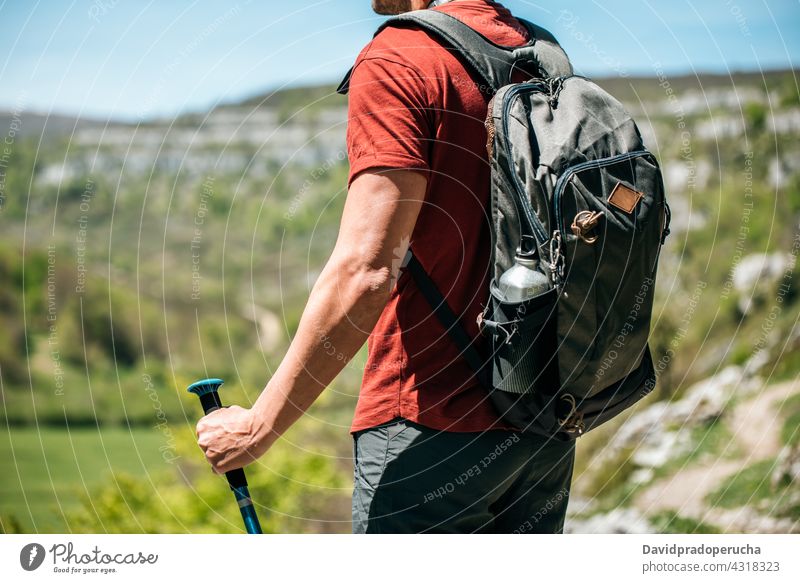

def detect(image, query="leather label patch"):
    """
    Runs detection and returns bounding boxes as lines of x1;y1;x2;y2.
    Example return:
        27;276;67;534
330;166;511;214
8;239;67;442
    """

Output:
608;182;643;214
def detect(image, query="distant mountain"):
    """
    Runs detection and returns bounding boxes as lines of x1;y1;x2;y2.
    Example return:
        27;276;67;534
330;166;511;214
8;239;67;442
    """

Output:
5;68;793;137
0;110;115;139
1;66;798;535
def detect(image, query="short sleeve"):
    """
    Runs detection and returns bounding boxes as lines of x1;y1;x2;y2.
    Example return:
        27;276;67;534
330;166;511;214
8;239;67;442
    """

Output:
345;56;434;186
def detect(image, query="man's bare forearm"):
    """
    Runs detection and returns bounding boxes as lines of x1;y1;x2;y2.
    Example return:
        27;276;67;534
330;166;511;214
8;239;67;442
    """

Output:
250;253;392;449
244;170;424;457
194;171;424;472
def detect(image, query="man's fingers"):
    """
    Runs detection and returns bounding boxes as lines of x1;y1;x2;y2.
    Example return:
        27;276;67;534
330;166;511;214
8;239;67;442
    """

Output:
210;459;229;474
194;407;256;474
209;453;241;475
195;418;209;439
203;447;229;472
205;454;221;473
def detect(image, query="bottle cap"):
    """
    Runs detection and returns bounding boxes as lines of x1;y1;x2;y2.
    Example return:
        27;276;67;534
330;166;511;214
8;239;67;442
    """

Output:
517;234;538;259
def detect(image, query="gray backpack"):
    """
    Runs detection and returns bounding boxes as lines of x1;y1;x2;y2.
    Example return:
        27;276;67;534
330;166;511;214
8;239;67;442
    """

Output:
339;11;670;440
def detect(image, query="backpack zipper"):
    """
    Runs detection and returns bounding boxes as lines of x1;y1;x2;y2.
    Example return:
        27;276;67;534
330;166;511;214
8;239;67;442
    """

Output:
500;81;550;244
499;74;587;245
500;78;656;276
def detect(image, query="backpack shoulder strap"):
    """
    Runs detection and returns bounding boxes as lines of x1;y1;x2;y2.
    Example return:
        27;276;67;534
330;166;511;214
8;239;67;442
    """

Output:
516;18;573;80
402;249;491;388
338;11;572;95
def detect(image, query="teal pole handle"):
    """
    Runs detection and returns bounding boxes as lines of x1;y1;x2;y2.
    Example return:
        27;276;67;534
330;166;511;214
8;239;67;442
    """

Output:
188;378;263;534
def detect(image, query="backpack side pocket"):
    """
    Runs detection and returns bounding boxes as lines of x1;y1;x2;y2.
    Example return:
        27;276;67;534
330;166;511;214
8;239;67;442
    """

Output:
483;284;559;395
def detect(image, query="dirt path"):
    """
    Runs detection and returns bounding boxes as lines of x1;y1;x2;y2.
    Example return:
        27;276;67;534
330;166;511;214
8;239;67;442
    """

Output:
636;461;742;518
729;380;796;455
635;379;798;524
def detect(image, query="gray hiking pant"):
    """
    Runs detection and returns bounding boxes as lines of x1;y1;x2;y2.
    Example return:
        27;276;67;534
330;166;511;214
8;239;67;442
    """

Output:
352;417;575;533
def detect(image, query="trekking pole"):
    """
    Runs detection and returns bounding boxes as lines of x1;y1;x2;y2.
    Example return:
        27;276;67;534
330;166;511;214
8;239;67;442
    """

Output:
188;378;263;534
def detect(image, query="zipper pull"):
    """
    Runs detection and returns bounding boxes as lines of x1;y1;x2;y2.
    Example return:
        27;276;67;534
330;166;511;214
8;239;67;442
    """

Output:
548;230;565;286
548;76;566;109
660;202;672;245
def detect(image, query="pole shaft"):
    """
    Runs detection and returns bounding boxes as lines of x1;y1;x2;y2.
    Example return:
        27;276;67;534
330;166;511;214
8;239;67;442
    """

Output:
232;486;263;534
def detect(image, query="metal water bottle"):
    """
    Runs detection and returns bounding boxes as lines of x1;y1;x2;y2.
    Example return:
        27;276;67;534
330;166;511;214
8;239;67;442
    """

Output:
498;250;550;302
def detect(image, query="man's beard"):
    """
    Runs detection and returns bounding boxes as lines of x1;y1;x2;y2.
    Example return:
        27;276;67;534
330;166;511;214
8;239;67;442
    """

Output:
372;0;415;15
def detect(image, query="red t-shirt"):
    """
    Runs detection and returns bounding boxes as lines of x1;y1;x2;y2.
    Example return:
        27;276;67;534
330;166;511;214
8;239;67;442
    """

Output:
346;1;529;433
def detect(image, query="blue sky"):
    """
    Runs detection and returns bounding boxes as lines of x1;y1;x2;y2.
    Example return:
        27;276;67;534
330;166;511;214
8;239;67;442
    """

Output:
1;0;798;120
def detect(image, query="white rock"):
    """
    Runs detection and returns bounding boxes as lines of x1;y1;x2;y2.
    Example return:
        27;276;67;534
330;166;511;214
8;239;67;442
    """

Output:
676;365;757;421
771;445;800;489
707;506;800;534
696;116;744;140
566;508;653;534
565;496;597;518
632;430;692;468
732;253;791;315
631;468;655;485
768;108;800;135
769;156;789;189
733;253;789;293
605;366;757;470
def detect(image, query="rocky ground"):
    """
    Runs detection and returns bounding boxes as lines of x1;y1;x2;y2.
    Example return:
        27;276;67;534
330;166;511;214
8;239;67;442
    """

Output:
567;376;800;533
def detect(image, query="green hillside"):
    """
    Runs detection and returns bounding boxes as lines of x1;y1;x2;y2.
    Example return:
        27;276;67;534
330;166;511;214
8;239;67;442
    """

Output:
1;69;798;533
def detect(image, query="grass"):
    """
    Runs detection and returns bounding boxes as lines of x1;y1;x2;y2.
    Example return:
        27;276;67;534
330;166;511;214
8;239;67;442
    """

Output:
573;416;741;517
650;510;721;534
0;426;170;532
706;458;800;522
2;70;798;533
709;457;791;513
580;446;640;512
778;393;800;447
653;417;738;480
